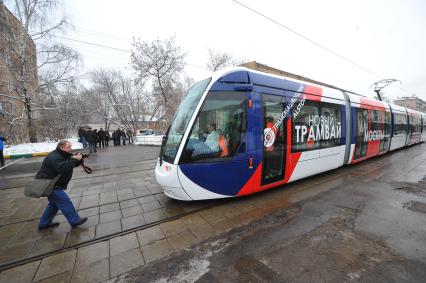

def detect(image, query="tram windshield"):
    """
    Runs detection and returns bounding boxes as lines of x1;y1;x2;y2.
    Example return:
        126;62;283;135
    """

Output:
180;91;247;163
161;78;211;163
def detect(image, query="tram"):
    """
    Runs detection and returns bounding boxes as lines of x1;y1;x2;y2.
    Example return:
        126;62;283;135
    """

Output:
155;68;425;200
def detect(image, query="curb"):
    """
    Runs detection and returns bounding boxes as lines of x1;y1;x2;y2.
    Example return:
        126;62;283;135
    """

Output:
4;152;49;159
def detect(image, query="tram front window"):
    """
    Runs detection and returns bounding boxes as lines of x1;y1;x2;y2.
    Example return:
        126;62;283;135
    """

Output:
161;78;211;163
181;91;247;163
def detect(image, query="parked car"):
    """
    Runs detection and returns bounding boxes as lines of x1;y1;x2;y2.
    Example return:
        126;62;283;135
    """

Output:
134;129;164;145
139;129;155;135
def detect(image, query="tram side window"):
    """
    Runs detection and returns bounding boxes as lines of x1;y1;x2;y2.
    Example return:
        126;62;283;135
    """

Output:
319;104;342;148
411;114;421;134
291;101;342;152
181;91;247;162
292;101;320;152
394;113;407;135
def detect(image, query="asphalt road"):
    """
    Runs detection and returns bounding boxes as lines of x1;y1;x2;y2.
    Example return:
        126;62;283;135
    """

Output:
123;143;426;282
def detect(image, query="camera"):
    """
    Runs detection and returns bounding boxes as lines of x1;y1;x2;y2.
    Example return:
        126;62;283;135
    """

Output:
76;152;89;158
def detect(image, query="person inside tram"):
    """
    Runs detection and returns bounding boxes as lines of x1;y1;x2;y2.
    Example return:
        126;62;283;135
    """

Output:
205;123;220;151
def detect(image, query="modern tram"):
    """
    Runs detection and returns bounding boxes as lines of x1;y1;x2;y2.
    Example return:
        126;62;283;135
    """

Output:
155;68;425;200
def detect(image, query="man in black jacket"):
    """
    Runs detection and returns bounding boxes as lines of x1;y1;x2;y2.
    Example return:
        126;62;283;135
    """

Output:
37;140;88;230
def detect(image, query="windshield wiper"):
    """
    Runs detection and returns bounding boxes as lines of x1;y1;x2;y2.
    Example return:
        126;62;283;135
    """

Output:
159;125;171;165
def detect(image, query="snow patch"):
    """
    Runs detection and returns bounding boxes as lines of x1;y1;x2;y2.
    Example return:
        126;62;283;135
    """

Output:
153;258;210;283
4;138;83;155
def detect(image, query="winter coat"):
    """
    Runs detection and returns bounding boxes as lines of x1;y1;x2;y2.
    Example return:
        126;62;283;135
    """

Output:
0;136;5;150
86;130;96;143
35;148;81;189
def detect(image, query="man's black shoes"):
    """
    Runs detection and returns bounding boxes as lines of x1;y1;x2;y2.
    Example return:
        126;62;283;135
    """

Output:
72;217;88;228
38;222;60;230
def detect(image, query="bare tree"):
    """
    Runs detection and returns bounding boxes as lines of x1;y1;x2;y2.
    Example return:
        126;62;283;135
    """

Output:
0;0;79;142
38;82;91;139
91;68;148;133
130;36;185;124
206;48;248;71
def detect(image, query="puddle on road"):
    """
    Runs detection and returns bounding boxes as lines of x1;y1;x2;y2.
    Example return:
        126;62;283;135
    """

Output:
402;201;426;214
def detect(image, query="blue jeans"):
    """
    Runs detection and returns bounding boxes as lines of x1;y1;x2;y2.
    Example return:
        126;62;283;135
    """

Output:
39;189;81;227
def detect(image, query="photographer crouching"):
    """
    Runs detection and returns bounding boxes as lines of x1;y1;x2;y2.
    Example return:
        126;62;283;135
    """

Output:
36;140;90;230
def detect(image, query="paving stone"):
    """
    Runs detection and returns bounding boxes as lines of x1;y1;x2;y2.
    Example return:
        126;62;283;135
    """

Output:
0;222;25;248
121;205;142;218
29;232;68;257
143;209;167;224
180;214;207;226
109;233;139;257
33;250;77;282
9;220;44;245
78;199;99;210
64;226;96;248
36;271;71;283
0;260;40;283
137;195;156;204
133;188;151;198
141;238;174;263
110;248;144;278
0;240;36;265
99;210;122;224
119;199;139;209
167;230;199;251
99;192;118;205
121;214;146;230
95;219;122;239
78;207;99;217
187;222;217;241
99;203;120;214
76;241;109;267
72;259;109;283
117;192;135;202
141;201;161;212
136;225;165;246
160;219;188;237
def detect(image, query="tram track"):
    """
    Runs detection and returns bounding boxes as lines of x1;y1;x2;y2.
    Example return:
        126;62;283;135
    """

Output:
0;197;224;272
0;159;158;191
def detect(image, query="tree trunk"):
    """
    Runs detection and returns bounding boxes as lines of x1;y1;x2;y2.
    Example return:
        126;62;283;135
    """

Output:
24;94;37;142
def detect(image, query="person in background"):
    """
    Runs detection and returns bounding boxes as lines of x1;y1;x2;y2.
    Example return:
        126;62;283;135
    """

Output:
36;140;88;230
121;130;127;146
104;130;110;147
127;129;133;144
98;128;105;148
86;128;97;153
112;130;117;146
93;129;98;149
0;133;6;168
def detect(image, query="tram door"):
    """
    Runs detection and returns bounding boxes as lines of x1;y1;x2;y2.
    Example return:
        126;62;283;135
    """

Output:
262;94;286;185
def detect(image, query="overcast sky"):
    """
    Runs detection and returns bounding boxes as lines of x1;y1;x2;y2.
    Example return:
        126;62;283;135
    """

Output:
60;0;426;101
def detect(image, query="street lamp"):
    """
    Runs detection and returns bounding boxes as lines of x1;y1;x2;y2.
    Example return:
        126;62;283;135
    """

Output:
371;79;401;101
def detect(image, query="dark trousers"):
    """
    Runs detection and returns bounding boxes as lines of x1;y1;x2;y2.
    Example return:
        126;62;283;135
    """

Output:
0;150;4;167
39;189;81;227
89;142;97;153
104;138;109;146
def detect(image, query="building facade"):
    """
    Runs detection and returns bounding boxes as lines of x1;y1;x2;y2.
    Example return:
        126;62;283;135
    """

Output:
0;4;39;143
394;96;426;112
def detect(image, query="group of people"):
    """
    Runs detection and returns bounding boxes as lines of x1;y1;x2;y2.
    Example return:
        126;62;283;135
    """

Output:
78;127;135;153
111;129;134;146
78;127;110;154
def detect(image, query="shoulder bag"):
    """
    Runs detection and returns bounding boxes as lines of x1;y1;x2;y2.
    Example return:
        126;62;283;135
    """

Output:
24;174;61;198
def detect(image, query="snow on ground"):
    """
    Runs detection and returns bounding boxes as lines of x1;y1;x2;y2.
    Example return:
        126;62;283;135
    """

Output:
4;138;83;156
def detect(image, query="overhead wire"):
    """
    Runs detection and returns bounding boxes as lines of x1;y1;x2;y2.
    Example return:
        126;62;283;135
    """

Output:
231;0;413;96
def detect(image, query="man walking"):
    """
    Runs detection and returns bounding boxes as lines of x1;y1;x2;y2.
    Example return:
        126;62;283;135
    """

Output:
36;140;87;230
